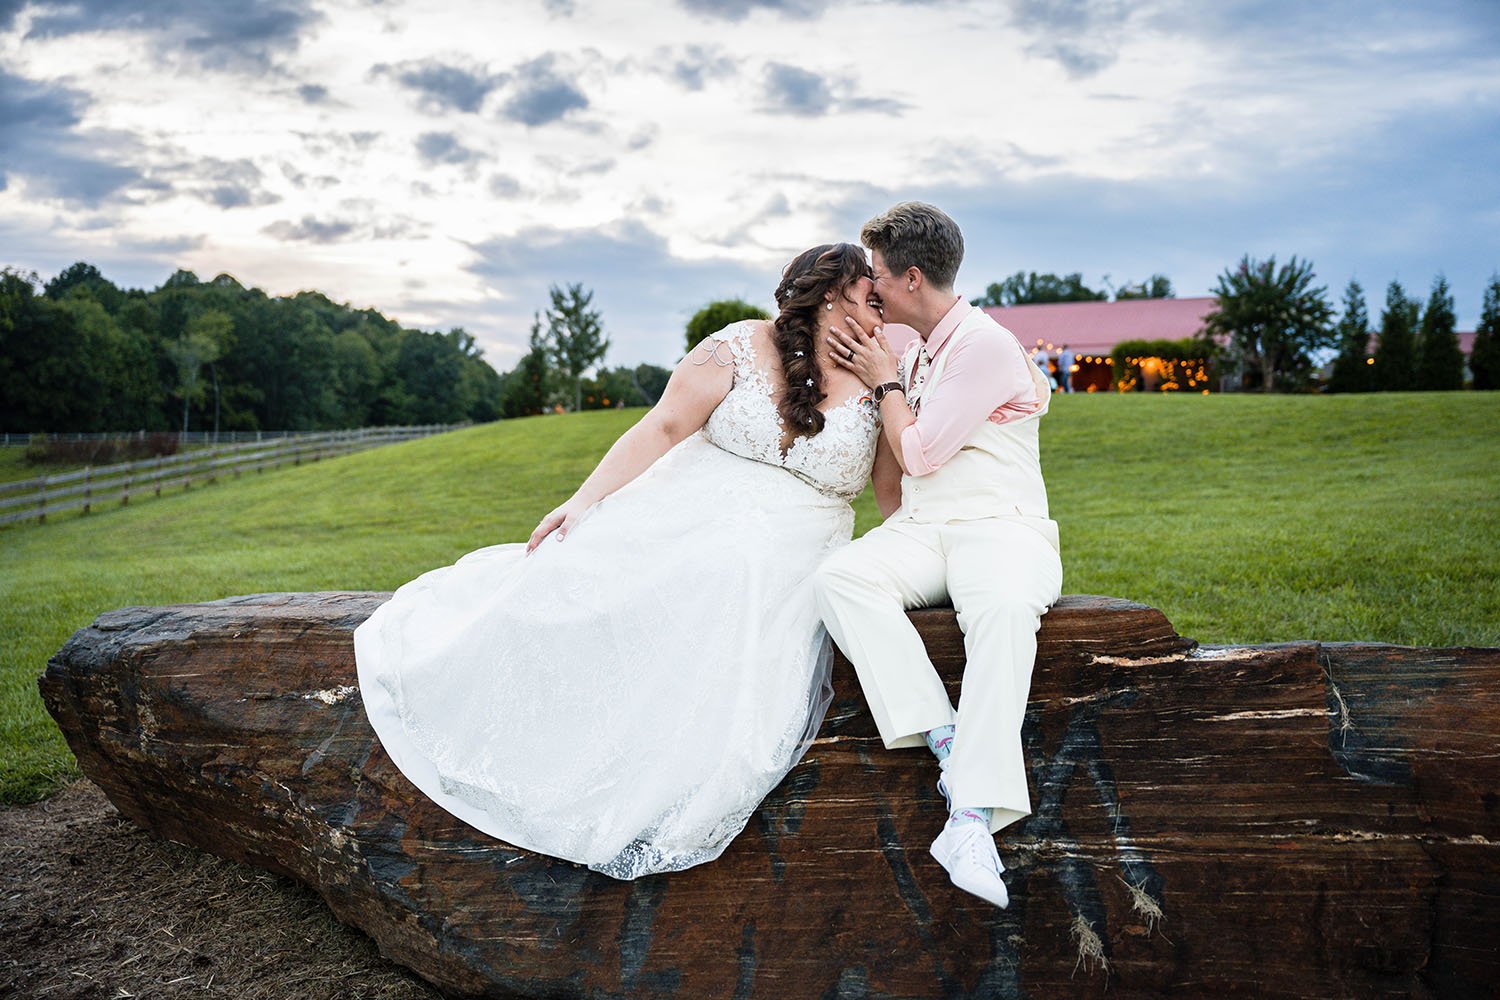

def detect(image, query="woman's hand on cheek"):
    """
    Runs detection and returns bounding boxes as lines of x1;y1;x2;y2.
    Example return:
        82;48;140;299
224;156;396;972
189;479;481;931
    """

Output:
826;316;899;387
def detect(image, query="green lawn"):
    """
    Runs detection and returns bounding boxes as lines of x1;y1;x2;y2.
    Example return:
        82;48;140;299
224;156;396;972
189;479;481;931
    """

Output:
0;447;68;485
3;393;1497;804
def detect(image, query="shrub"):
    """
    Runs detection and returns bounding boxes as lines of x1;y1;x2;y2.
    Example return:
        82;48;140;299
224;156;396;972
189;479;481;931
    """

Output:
684;299;770;354
1111;338;1216;392
24;432;180;466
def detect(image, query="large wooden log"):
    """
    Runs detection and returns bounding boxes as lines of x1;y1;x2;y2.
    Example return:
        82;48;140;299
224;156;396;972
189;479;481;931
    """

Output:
38;593;1500;999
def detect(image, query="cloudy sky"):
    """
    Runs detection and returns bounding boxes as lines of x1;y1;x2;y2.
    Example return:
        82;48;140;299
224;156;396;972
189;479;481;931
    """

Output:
2;0;1497;370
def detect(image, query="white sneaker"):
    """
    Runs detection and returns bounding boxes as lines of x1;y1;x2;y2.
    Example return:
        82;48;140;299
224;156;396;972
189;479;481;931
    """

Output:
930;822;1010;909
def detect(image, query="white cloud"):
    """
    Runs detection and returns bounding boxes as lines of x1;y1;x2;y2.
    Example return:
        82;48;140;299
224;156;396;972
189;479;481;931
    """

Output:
1;0;1497;366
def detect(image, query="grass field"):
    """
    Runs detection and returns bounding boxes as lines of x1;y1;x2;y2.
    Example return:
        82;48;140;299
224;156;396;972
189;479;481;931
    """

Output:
0;447;74;485
0;442;216;485
3;392;1498;805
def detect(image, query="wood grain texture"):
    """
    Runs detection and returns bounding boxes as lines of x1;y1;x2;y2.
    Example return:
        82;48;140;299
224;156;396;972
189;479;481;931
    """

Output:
39;593;1500;999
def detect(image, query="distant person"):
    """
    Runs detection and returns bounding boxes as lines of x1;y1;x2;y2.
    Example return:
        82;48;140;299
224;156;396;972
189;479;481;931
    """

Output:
1057;343;1074;393
356;244;887;878
1030;345;1056;390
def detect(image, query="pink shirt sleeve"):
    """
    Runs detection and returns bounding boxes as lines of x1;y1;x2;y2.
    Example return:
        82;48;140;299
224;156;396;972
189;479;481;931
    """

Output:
899;331;1042;476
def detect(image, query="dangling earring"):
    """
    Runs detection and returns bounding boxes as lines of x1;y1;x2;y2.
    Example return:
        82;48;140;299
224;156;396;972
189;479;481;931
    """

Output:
825;301;833;310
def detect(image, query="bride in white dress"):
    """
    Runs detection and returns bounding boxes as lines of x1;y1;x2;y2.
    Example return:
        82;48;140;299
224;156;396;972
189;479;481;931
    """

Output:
354;243;893;879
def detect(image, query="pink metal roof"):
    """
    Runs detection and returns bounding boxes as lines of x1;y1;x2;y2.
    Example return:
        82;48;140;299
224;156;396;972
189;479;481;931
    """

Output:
981;297;1219;355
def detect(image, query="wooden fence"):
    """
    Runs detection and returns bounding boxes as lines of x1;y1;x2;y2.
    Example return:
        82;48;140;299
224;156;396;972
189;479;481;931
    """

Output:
0;424;461;527
0;429;356;447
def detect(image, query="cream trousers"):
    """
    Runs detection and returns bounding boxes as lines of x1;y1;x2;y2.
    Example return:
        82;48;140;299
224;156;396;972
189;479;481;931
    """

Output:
813;517;1062;833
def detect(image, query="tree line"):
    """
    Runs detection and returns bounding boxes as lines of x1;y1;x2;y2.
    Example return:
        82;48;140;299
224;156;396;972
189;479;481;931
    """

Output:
970;271;1175;306
0;263;692;435
9;255;1493;436
1;263;508;434
967;260;1499;393
1202;257;1499;392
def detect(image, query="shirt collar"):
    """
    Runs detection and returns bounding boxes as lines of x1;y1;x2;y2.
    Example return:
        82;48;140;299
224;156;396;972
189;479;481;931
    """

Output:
923;296;970;358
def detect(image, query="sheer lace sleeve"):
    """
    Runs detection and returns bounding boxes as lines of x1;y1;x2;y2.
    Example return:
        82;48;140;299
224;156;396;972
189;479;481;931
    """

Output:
694;320;757;380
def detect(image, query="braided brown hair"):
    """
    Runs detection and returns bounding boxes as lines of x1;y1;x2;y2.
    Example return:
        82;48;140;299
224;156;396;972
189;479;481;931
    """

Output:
771;243;871;439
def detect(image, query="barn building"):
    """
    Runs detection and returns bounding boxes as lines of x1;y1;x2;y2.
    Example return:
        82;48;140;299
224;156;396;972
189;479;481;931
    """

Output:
983;297;1218;391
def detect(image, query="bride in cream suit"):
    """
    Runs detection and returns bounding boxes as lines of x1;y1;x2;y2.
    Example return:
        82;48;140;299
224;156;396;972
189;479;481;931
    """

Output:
817;202;1062;910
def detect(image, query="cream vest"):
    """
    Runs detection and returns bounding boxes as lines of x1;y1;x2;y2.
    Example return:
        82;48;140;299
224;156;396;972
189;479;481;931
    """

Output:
894;308;1060;552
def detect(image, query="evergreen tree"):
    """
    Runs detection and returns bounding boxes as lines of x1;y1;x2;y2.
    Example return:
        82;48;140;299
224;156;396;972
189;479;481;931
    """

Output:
501;314;558;417
1415;275;1463;390
544;283;608;412
1203;255;1334;392
1471;274;1500;390
1326;279;1372;393
1372;281;1420;391
685;298;770;354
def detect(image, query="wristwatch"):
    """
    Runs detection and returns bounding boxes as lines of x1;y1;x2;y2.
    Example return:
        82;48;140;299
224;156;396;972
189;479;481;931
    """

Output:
872;381;904;404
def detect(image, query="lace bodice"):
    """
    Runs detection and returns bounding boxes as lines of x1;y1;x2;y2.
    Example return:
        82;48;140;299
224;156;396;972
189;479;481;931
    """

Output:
700;321;880;502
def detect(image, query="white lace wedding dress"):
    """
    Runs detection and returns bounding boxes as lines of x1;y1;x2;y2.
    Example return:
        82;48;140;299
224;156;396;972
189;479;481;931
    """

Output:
354;321;880;878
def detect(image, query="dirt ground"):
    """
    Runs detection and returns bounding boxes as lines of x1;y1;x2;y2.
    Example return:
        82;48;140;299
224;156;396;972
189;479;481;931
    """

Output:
0;778;444;999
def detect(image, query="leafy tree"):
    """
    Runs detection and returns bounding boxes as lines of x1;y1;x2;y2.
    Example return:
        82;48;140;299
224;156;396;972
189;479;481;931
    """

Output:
684;298;770;353
166;310;230;433
1114;274;1175;300
1471;275;1500;390
631;363;671;405
1204;255;1334;392
1372;281;1421;392
459;357;505;422
544;283;608;412
54;292;162;428
396;330;466;424
580;367;634;410
578;363;674;409
1415;275;1463;391
1326;279;1372;393
501;315;558;417
329;328;380;426
4;260;509;433
44;261;127;312
0;268;89;430
970;271;1107;307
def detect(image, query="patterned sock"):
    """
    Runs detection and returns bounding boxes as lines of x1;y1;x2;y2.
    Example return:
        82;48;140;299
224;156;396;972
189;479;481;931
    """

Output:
948;806;993;828
924;724;956;762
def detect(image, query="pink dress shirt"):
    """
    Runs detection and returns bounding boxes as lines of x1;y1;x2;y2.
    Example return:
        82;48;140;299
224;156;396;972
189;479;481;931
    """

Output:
899;298;1043;477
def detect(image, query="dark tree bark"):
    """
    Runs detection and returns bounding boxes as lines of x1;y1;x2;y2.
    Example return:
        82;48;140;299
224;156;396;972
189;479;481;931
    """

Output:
40;593;1500;999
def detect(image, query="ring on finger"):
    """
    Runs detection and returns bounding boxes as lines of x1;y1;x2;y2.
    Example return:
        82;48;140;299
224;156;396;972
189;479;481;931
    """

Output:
846;347;855;361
